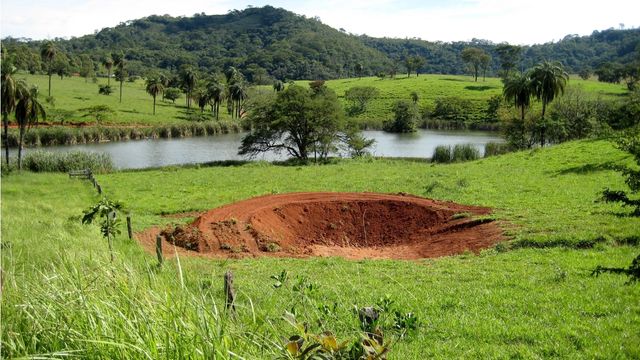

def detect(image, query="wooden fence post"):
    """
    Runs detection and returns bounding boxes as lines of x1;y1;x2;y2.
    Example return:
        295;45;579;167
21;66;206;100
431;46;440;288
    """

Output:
126;215;133;240
156;235;163;266
224;270;236;313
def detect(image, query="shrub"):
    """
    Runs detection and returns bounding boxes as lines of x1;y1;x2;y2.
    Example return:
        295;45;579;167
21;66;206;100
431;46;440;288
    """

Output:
164;87;181;103
431;96;473;122
484;142;512;157
98;85;113;95
21;150;114;173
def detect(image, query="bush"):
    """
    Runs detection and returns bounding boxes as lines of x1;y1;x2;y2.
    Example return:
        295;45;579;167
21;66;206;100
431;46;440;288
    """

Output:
484;142;512;157
21;150;114;173
431;96;473;122
98;85;113;95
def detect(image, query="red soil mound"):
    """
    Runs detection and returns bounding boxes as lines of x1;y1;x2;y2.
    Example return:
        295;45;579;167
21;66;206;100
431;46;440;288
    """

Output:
138;192;505;260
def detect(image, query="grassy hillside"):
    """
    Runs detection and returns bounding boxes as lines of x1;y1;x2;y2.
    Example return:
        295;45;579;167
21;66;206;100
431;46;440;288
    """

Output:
2;140;639;358
10;73;629;129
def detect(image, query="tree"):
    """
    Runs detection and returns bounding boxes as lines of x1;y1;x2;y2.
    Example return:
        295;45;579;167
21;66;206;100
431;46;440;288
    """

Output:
503;72;533;121
461;47;488;82
354;63;364;79
384;100;418;133
495;44;522;79
79;54;95;83
239;84;344;161
341;126;376;157
206;80;225;120
102;56;114;87
112;51;127;103
578;68;591;80
412;56;426;77
344;86;379;115
402;56;423;78
15;85;46;170
179;65;198;109
529;61;569;146
273;80;285;92
164;87;181;104
593;133;640;283
1;59;18;165
80;105;114;125
480;53;492;81
146;77;164;115
228;82;247;119
40;41;57;97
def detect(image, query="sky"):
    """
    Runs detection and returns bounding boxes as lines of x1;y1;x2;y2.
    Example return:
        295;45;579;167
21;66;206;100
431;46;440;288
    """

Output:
1;0;639;45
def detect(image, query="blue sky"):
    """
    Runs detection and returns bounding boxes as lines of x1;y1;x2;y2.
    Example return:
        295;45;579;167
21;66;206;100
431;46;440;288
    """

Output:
1;0;639;44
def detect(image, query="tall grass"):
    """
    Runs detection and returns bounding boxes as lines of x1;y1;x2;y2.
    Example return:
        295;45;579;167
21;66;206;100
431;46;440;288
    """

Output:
2;121;244;147
432;144;480;163
20;150;114;172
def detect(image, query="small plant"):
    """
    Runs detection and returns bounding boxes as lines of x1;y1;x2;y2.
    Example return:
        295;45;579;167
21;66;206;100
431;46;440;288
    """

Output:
81;197;124;262
271;270;289;288
80;105;115;125
393;311;419;334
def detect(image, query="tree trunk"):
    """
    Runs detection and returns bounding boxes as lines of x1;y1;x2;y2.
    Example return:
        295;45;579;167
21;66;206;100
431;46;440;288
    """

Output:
474;66;478;82
48;73;52;97
3;114;9;166
540;102;547;147
152;95;156;115
119;81;123;103
17;127;24;170
107;71;111;87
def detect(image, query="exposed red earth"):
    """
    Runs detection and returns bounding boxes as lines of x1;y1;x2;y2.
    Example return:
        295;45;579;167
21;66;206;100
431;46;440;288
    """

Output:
137;192;505;260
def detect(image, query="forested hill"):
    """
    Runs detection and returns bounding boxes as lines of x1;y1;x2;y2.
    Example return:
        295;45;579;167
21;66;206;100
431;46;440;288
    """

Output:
3;6;639;80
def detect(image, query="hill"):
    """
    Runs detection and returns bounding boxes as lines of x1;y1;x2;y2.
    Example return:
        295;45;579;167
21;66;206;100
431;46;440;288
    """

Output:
2;6;639;80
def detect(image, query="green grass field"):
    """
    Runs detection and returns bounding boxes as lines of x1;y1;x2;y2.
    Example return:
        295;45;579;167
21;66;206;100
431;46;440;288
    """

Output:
12;72;629;128
2;139;639;358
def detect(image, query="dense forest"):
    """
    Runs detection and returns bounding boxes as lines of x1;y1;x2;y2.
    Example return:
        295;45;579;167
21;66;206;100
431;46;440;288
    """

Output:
2;5;639;81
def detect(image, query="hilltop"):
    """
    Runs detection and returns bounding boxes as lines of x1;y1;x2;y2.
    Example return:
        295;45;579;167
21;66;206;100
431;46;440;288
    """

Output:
3;6;639;80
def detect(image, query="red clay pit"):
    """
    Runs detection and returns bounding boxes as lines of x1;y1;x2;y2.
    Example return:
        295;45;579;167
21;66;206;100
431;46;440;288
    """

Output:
138;192;505;260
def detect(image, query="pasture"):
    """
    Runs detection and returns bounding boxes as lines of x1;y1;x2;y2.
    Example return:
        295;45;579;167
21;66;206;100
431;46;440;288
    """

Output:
2;139;639;358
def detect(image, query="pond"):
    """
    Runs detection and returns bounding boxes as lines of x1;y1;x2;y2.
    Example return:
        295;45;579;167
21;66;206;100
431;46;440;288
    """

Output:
28;130;503;169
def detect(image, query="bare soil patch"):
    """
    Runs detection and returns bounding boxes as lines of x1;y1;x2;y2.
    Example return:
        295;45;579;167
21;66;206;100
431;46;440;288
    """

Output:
137;192;505;260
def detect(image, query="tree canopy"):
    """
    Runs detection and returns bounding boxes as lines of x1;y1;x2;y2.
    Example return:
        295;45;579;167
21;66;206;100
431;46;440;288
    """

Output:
239;83;344;161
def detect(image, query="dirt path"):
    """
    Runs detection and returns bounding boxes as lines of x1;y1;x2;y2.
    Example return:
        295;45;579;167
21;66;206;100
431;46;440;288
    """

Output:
137;192;505;260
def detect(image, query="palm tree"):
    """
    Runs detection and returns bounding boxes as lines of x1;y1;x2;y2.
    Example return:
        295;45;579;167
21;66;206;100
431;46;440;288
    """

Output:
145;78;164;115
179;67;198;109
15;86;46;170
529;61;569;146
229;82;247;119
112;52;127;103
40;41;57;97
502;72;533;121
1;59;17;165
102;56;114;87
530;61;569;119
158;73;169;101
206;80;225;120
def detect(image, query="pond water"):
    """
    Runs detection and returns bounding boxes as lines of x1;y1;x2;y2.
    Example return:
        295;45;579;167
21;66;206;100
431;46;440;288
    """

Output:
28;130;503;169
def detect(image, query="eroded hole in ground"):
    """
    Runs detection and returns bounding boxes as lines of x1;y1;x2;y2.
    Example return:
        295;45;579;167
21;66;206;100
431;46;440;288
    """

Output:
145;192;505;260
